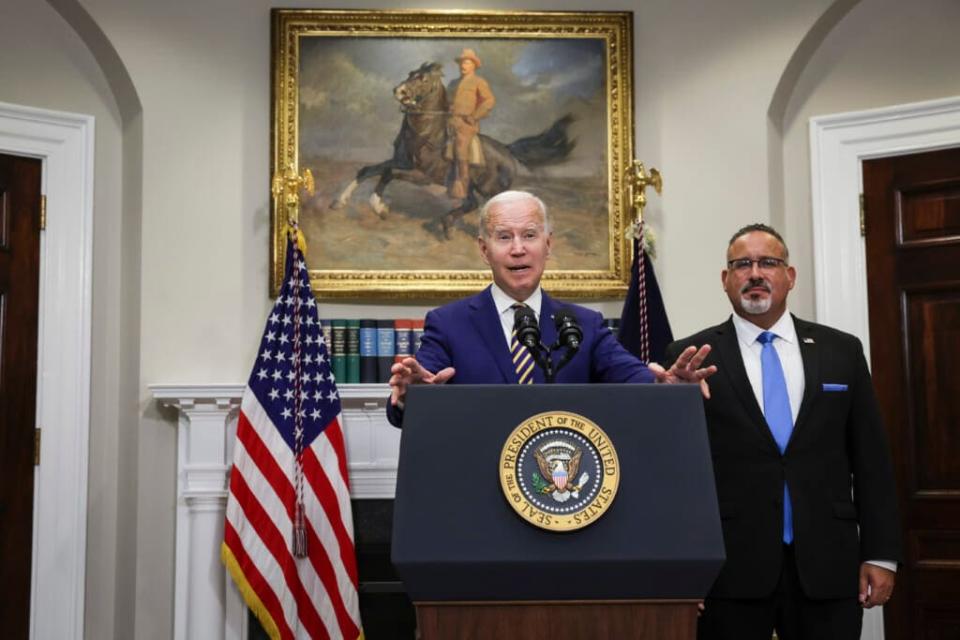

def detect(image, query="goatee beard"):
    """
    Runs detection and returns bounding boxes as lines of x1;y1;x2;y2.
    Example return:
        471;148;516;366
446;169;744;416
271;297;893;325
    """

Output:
740;295;771;315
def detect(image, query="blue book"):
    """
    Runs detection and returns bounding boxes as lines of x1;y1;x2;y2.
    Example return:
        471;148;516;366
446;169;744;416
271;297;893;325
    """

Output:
376;319;396;383
359;319;378;383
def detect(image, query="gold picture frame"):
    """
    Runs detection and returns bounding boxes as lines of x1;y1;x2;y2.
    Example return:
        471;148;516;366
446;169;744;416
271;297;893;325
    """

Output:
271;9;634;299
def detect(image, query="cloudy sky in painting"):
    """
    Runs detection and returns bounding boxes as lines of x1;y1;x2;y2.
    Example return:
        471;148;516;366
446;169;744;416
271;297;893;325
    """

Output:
297;37;607;175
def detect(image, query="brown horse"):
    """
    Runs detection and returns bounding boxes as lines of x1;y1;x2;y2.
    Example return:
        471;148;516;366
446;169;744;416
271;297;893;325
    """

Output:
332;62;575;239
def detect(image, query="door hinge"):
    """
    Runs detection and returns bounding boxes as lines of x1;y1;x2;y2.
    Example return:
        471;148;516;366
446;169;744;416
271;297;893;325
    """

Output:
34;428;41;466
859;193;865;237
40;195;46;231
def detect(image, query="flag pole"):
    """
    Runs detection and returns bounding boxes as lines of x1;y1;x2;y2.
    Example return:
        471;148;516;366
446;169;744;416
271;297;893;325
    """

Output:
272;164;315;255
271;164;316;557
625;160;663;362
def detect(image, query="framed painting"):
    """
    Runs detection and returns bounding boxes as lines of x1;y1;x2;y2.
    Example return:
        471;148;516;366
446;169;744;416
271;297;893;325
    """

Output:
271;9;635;298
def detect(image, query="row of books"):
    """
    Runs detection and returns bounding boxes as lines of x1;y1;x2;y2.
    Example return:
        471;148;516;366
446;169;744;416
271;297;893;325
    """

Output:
320;316;622;385
321;319;425;384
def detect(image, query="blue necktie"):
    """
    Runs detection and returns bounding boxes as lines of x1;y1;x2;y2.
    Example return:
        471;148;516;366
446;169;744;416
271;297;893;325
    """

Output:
757;331;794;544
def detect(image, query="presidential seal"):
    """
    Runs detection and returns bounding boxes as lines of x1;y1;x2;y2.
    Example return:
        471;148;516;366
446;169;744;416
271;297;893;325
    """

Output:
498;411;619;532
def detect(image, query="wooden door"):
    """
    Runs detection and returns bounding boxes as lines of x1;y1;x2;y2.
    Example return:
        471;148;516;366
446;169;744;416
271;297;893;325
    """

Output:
0;152;42;639
863;146;960;640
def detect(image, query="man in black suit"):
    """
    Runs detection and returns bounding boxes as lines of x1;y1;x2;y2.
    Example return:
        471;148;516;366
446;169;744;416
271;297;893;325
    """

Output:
667;223;901;640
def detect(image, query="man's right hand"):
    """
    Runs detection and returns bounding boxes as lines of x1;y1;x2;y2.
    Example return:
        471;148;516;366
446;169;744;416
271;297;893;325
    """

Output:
389;357;456;409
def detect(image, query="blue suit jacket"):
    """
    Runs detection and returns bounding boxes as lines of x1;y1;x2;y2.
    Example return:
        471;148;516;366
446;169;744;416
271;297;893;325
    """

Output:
388;286;653;426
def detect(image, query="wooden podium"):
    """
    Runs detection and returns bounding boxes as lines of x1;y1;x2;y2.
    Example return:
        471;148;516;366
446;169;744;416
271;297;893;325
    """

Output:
415;600;698;640
392;385;723;640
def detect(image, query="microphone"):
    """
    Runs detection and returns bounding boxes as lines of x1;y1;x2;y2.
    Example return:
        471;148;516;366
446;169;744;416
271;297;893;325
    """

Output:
513;305;541;350
554;308;583;351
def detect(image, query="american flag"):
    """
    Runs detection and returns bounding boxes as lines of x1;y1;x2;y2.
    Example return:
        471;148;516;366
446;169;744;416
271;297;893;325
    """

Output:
222;235;363;640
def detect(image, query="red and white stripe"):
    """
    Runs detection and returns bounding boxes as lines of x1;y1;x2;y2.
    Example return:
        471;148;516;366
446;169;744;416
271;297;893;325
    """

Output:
224;391;362;640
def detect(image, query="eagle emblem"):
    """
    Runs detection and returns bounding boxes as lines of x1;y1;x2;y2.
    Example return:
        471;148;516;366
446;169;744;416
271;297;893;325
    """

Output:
533;440;590;503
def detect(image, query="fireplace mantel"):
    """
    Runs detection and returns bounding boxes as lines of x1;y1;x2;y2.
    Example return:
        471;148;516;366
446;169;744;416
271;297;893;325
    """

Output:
150;383;398;640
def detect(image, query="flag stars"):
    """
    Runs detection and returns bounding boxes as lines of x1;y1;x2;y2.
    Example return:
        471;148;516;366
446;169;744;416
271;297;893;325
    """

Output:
272;370;282;381
268;388;280;401
281;407;292;419
268;312;280;325
286;371;296;382
260;349;273;361
256;368;268;380
265;331;276;343
284;389;294;401
282;315;291;326
310;408;322;421
327;389;339;402
278;333;289;345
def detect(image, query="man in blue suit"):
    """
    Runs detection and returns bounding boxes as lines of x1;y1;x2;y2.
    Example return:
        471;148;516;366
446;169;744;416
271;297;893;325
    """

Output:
387;190;714;426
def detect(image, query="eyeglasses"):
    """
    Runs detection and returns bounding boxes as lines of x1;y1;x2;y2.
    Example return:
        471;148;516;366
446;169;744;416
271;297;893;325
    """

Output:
727;257;788;272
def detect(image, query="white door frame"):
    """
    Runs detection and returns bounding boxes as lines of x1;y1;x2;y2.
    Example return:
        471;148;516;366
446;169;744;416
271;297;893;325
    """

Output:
810;96;960;640
809;95;960;359
0;100;94;640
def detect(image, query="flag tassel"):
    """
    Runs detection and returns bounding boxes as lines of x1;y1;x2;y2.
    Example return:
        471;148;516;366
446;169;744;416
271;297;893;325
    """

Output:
293;499;308;558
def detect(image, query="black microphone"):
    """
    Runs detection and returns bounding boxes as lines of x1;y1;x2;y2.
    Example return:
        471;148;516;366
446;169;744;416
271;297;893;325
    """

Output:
554;308;583;351
513;305;541;350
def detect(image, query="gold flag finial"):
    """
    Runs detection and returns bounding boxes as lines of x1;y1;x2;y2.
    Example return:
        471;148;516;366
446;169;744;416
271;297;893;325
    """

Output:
272;165;315;227
626;160;662;223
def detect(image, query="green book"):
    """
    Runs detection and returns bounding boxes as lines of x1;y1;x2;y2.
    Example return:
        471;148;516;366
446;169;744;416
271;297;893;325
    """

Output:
345;319;360;384
330;319;347;384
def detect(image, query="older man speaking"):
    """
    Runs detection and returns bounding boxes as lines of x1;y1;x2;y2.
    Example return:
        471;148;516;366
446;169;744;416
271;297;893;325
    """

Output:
387;190;713;426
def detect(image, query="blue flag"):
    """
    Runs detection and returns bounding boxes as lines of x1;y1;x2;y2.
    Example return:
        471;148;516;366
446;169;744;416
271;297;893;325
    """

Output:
618;234;673;364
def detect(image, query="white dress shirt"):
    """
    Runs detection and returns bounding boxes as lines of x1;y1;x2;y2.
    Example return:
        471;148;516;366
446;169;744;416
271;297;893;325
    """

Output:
490;283;542;349
731;311;804;423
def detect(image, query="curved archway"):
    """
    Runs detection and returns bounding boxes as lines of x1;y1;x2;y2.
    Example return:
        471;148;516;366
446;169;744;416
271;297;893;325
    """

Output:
41;2;144;638
765;0;860;233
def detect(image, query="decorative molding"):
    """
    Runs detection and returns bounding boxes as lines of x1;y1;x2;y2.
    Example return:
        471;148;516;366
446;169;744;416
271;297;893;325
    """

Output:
809;95;960;361
809;96;960;640
0;100;94;640
151;382;399;640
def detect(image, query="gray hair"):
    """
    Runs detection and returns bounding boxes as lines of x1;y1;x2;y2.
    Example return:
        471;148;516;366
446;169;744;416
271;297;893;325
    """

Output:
728;222;790;262
478;190;551;238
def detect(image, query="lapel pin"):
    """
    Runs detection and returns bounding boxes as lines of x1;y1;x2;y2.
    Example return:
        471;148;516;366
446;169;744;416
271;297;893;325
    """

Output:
803;337;815;344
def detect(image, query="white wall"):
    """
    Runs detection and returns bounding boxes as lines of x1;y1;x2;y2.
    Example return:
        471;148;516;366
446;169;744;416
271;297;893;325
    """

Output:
781;0;960;317
3;0;959;637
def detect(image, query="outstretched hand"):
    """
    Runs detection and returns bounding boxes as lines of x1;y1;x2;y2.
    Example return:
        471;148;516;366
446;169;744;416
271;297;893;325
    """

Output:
389;357;456;409
648;345;717;399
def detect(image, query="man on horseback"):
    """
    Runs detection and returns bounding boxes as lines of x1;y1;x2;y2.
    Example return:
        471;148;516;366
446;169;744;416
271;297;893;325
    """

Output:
447;48;496;201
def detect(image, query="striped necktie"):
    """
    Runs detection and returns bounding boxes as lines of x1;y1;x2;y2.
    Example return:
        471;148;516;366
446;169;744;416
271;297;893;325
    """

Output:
757;330;794;544
510;303;535;384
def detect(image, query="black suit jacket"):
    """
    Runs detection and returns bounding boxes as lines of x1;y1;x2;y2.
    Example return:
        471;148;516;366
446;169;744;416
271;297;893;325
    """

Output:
667;315;901;599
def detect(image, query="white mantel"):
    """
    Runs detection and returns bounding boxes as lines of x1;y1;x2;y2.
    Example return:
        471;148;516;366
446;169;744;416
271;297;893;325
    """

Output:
150;383;398;640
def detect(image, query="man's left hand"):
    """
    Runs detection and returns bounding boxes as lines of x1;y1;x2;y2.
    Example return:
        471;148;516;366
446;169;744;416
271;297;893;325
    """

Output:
648;345;717;399
859;563;896;609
